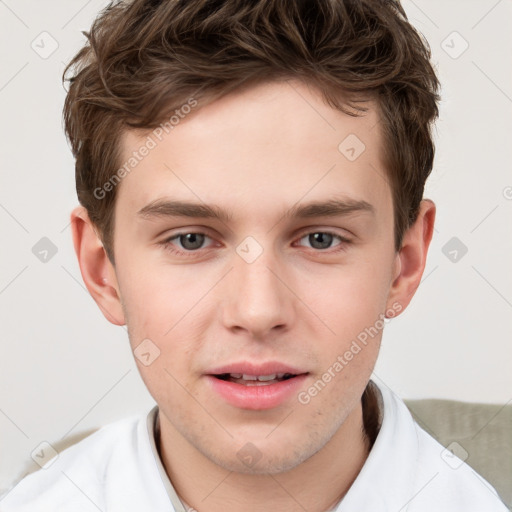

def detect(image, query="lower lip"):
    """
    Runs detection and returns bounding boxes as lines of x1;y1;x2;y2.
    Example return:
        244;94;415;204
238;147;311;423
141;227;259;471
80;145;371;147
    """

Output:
205;374;309;410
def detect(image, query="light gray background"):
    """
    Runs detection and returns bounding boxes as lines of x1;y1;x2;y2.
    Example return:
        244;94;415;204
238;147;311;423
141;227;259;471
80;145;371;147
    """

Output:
1;0;511;494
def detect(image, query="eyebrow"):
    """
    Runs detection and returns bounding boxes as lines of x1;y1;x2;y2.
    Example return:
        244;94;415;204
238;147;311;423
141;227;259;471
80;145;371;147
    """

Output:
137;197;374;223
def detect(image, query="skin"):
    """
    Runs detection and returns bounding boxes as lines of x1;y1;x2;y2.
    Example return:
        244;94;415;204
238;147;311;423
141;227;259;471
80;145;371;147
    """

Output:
71;79;435;511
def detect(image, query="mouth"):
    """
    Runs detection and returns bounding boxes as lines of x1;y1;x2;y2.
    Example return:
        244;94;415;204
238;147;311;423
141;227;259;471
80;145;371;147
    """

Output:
212;372;300;386
205;363;309;409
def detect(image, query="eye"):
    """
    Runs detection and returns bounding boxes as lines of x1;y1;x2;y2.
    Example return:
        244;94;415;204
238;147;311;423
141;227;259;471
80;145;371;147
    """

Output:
159;229;352;257
160;232;214;255
296;231;350;251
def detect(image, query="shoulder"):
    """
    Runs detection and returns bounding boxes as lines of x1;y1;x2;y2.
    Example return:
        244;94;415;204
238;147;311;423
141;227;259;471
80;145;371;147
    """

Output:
383;385;508;511
410;419;508;511
0;409;167;511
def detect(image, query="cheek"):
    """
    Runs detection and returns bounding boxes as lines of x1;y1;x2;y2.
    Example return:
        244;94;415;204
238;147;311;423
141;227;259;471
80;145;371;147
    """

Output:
117;261;209;381
132;355;197;424
305;260;391;335
117;254;207;336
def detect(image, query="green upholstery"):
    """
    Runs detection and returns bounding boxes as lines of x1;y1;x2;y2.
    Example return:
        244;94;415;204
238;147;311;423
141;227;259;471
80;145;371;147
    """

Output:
405;398;512;509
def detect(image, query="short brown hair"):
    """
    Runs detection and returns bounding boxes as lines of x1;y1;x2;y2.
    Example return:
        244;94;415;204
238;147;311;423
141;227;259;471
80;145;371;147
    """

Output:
63;0;440;264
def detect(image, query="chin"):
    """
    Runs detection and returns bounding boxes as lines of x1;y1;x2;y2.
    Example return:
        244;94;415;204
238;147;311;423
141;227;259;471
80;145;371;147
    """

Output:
205;434;323;476
214;452;309;475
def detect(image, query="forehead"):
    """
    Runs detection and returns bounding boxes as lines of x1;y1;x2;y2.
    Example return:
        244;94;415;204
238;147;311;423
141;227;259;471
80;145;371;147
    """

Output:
116;80;390;223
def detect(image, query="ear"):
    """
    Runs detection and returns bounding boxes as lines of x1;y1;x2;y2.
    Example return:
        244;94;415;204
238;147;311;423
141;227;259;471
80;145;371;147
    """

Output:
385;199;436;315
70;206;126;326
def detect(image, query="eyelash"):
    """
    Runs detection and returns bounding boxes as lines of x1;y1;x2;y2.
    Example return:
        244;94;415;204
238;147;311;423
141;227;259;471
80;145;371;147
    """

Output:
159;230;352;257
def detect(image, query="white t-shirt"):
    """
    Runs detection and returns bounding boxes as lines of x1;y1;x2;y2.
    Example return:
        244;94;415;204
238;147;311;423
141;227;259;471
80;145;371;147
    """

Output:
0;381;508;511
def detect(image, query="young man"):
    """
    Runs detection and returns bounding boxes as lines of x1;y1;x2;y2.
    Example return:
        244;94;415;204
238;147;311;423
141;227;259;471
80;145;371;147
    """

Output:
1;0;507;510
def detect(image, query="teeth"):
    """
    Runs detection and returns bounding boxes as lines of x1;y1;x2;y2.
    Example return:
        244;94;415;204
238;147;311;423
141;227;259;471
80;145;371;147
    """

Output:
231;373;279;381
219;372;297;383
241;374;277;381
256;374;276;381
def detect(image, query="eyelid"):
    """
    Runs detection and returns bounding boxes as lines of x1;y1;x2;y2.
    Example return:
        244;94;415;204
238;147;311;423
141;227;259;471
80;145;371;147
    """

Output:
295;226;353;241
294;230;352;251
161;231;217;250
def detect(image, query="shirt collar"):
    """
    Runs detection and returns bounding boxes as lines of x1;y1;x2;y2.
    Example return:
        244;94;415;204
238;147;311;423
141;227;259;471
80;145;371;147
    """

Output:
337;378;419;510
146;406;189;511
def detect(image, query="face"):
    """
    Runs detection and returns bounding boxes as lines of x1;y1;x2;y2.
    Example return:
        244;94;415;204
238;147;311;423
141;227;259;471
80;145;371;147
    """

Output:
110;80;400;474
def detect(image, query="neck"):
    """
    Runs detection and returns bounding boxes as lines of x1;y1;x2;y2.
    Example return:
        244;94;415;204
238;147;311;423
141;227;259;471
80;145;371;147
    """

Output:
157;395;375;512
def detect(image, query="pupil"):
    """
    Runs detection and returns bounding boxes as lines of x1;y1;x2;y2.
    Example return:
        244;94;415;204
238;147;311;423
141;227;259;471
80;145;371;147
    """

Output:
181;233;204;250
309;232;332;250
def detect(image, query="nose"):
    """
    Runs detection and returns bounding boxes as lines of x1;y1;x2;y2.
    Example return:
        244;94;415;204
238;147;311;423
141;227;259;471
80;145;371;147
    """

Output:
221;245;295;339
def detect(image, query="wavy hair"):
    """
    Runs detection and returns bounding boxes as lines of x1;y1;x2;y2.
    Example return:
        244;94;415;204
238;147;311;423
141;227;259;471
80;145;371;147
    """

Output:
63;0;440;263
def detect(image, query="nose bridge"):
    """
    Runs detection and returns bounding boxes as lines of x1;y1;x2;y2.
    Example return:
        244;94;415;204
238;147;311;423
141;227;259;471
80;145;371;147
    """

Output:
222;239;292;336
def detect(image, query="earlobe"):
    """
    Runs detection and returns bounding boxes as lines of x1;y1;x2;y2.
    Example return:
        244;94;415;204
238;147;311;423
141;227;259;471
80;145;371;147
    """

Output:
386;199;436;314
70;206;126;326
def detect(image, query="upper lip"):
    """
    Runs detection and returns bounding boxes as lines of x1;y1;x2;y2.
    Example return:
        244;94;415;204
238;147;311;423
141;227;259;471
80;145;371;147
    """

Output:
206;361;308;376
